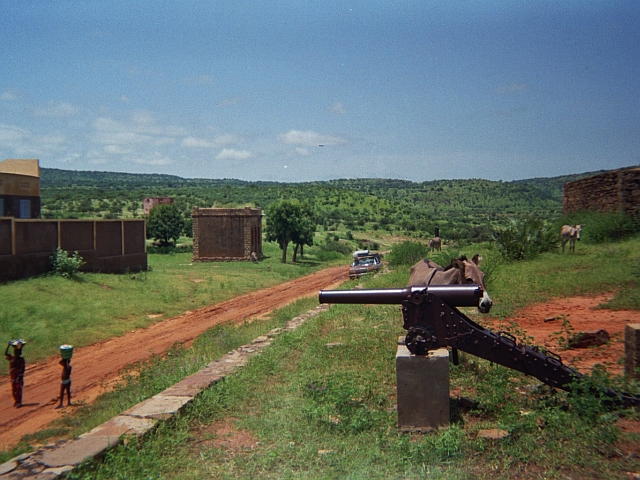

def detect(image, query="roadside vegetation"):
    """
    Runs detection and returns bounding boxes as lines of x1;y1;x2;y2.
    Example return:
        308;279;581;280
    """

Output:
65;233;640;479
0;239;348;368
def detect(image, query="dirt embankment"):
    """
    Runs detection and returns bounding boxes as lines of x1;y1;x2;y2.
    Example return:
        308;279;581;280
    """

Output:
483;293;640;376
0;265;348;450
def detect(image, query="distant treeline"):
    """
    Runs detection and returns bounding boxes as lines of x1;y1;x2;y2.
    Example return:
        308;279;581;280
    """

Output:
39;168;600;243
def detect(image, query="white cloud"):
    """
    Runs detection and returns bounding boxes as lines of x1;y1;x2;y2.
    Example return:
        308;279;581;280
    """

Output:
0;124;29;144
92;113;186;147
120;95;131;102
182;136;215;148
0;123;67;156
181;133;241;148
278;130;346;147
330;102;346;115
33;101;81;118
287;147;310;157
132;152;173;165
216;148;253;160
1;90;18;101
60;153;81;163
104;144;132;154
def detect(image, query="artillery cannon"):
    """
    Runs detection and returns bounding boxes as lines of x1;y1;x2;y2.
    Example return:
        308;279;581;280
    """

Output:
319;285;640;407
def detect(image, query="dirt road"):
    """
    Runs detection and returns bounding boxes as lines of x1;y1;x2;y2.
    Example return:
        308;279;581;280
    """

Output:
0;265;348;450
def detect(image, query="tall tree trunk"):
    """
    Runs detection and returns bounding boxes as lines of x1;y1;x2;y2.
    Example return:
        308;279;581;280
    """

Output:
281;240;289;263
300;244;304;257
292;244;299;262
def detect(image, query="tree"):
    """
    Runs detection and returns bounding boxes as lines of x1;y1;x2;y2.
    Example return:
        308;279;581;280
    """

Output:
291;203;315;262
265;199;315;263
146;204;185;246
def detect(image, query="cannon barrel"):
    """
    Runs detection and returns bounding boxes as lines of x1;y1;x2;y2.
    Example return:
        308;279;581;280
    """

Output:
319;284;483;308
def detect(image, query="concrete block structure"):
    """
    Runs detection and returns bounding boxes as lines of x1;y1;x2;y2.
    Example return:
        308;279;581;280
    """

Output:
0;158;41;219
563;167;640;215
625;324;640;380
396;342;450;430
192;206;263;262
143;197;174;215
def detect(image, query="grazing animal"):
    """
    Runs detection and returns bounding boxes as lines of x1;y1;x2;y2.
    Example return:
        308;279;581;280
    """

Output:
561;225;582;253
408;254;493;313
428;237;441;252
250;252;259;263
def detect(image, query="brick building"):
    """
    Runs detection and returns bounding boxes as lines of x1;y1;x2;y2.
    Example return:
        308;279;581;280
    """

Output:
0;158;41;218
143;197;174;215
192;207;263;261
563;167;640;215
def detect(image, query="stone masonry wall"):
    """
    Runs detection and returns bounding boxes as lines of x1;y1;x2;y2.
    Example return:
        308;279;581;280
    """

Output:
563;167;640;215
192;207;263;262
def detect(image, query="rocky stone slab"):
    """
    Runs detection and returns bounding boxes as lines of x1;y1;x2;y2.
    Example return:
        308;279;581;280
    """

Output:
122;395;193;420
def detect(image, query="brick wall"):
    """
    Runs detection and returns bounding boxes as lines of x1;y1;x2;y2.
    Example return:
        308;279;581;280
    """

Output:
192;207;263;262
563;167;640;215
0;218;147;281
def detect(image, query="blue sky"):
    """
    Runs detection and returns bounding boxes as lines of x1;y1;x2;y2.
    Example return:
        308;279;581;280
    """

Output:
1;1;638;182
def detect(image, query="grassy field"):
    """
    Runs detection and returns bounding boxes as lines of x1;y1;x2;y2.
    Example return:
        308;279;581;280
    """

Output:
54;236;640;479
0;240;346;371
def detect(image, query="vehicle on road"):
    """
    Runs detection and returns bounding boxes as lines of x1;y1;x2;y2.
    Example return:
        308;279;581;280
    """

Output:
349;250;382;279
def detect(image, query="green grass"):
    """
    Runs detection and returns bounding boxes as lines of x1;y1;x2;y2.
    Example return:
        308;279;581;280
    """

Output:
0;241;347;371
67;256;640;479
5;235;640;476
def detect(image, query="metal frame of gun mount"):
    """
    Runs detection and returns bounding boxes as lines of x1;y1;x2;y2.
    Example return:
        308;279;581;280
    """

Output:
319;285;640;407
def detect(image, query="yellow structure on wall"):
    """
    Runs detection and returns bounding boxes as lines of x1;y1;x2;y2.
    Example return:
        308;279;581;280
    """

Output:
0;159;41;218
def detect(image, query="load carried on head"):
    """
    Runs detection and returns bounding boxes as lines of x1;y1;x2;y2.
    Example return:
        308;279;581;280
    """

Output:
9;339;26;350
59;344;74;360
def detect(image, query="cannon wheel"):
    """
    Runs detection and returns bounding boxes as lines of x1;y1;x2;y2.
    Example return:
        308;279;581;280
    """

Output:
405;324;437;356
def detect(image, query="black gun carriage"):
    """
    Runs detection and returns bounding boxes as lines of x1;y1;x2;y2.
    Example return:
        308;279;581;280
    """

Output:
319;285;640;407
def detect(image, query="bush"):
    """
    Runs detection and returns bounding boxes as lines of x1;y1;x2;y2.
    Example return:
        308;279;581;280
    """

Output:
561;210;640;244
146;244;193;254
146;204;185;247
50;247;85;279
320;239;352;255
493;217;558;260
387;240;429;266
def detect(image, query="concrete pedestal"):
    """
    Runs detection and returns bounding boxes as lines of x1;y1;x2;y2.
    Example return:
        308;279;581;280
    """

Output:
396;343;450;431
625;324;640;379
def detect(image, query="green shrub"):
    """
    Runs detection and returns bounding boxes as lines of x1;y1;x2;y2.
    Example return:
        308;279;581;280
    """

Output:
493;217;558;260
321;239;352;255
387;240;429;266
50;247;85;279
561;210;640;244
146;244;193;254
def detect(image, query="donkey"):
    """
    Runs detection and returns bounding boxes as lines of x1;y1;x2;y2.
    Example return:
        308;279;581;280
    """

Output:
561;225;582;253
428;237;441;252
408;254;493;313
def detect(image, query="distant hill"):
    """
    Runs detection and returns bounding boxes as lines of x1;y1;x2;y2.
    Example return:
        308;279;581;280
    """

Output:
41;167;596;195
37;167;622;243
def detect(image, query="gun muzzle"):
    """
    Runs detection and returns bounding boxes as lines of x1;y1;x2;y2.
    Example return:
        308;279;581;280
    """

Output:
319;285;483;308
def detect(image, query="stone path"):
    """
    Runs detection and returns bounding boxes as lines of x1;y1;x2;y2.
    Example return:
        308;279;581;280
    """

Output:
0;304;330;479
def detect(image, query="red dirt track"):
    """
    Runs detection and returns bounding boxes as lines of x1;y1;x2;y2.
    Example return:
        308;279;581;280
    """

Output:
2;268;639;452
0;265;348;450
